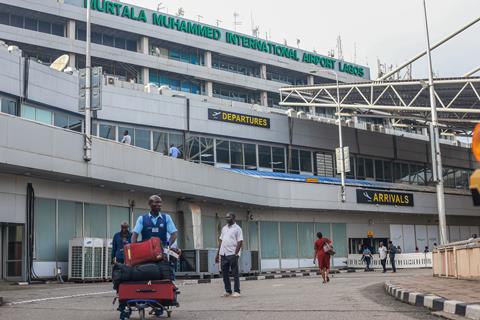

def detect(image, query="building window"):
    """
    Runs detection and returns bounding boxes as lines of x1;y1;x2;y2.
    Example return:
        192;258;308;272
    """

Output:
24;17;37;31
84;204;107;238
280;222;298;259
1;97;17;115
272;147;286;172
216;140;230;164
118;126;134;144
244;143;257;170
258;145;272;170
57;200;83;261
260;222;279;259
21;104;53;125
299;150;312;173
185;136;200;163
200;137;214;165
34;198;56;261
99;123;116;140
153;131;168;155
134;128;151;150
230;141;244;169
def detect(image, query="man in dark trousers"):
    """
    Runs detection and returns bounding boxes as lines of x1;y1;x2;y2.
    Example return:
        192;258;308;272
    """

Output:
112;221;131;264
388;240;397;273
216;212;243;298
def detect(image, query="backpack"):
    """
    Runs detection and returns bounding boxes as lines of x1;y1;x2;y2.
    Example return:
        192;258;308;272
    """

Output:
323;242;336;256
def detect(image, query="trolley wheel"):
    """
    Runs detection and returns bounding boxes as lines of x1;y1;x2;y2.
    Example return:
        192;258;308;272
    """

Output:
139;308;145;320
167;310;172;318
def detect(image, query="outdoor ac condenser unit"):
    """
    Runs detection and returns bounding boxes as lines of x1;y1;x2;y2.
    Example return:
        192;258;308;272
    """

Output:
178;249;219;276
68;238;104;281
102;238;113;280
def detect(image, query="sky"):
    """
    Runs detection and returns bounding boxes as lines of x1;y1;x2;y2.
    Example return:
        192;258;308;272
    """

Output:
122;0;480;79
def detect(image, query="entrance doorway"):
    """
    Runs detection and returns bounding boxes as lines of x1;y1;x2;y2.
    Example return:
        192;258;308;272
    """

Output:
2;224;24;281
349;237;389;254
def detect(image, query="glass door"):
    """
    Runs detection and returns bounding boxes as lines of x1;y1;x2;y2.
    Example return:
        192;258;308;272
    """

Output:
3;224;24;280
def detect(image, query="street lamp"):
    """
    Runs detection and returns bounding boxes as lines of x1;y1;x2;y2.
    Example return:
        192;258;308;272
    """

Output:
310;69;347;202
422;0;448;245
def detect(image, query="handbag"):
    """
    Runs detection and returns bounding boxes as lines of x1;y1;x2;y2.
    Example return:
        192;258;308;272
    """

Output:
323;242;336;256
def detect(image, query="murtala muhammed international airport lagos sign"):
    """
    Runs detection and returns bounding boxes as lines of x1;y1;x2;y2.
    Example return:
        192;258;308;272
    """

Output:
356;189;414;207
82;0;367;78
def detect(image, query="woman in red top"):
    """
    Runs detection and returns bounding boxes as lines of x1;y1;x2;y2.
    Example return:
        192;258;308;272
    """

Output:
314;232;332;283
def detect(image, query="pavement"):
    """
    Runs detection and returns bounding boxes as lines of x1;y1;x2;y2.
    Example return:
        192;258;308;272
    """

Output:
0;269;445;320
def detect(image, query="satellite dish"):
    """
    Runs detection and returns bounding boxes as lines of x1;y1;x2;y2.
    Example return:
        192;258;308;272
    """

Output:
49;54;69;72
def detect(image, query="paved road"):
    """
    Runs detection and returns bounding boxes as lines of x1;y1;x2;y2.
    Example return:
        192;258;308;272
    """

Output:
0;270;439;320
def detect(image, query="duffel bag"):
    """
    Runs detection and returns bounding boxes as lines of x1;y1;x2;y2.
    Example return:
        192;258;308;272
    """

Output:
112;263;133;290
131;261;172;281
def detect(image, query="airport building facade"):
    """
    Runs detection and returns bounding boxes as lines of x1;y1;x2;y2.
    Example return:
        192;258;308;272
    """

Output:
0;0;479;281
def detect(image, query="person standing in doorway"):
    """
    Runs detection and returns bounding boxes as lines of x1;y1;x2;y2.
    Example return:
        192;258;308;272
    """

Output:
121;130;131;145
362;244;373;271
388;241;397;273
168;144;181;158
216;212;243;298
378;242;387;273
314;232;332;284
112;221;131;264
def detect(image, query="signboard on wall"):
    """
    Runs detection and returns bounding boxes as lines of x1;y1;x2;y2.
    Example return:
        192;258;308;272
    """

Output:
208;108;270;128
356;189;414;207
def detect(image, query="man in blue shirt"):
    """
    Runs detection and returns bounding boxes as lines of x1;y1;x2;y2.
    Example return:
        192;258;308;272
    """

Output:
131;195;177;246
112;221;131;264
168;144;181;158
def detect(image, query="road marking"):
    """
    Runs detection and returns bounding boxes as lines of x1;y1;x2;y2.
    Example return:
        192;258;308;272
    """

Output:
6;290;114;306
272;284;285;287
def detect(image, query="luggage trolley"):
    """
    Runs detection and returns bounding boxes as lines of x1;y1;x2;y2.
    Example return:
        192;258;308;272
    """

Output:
115;280;179;319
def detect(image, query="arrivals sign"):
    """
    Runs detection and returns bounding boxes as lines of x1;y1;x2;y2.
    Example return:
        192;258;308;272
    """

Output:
82;0;367;78
208;108;270;129
356;189;414;207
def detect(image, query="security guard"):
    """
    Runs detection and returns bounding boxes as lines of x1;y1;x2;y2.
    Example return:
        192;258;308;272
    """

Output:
112;221;131;264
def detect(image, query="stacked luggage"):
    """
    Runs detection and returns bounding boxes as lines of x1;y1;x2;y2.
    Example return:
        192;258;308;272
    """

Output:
114;238;179;319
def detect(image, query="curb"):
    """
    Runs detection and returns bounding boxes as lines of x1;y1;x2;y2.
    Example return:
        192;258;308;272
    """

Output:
384;282;480;320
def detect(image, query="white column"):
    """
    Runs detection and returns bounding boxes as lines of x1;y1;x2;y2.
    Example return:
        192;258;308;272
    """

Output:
178;201;203;249
205;81;213;97
66;20;76;67
307;75;315;85
260;64;267;79
261;91;268;106
140;36;149;84
204;51;212;68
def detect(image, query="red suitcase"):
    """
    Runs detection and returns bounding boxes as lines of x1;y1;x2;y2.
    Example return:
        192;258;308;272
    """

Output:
118;280;176;303
124;238;163;267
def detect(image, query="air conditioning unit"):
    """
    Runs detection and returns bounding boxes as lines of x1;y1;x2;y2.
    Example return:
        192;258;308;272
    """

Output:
68;238;104;281
158;85;172;96
178;249;219;276
102;238;113;280
106;76;116;85
144;83;158;93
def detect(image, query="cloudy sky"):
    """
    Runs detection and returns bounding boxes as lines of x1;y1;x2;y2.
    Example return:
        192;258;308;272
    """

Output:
123;0;480;79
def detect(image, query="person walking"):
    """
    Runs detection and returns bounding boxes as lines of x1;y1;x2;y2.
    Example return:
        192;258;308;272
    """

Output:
168;144;181;158
396;245;402;254
388;241;397;273
120;130;131;145
378;242;387;273
112;221;131;264
362;244;373;271
216;212;243;298
314;232;333;284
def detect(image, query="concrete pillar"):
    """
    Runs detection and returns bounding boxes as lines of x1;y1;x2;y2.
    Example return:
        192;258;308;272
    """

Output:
138;36;150;84
178;201;203;249
205;81;213;97
260;64;267;79
66;20;76;67
261;91;268;107
204;51;212;68
307;75;315;85
68;53;76;68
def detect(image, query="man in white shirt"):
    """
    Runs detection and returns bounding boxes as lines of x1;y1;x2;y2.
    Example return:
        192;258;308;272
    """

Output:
120;130;131;145
378;242;388;273
216;212;243;297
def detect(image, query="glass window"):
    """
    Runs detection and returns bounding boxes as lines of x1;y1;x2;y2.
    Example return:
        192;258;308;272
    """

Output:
202;215;218;249
10;15;23;28
332;223;347;257
51;23;64;36
215;140;230;164
258;145;272;169
169;133;183;154
315;223;330;239
289;149;300;173
76;28;86;41
68;115;82;132
364;158;374;179
346;156;355;179
272;147;286;172
114;37;126;49
356;157;365;179
244;143;257;170
21;104;36;120
393;163;402;182
54;112;69;129
375;160;384;181
401;163;409;183
0;12;8;25
103;34;114;47
384;161;392;182
34;198;56;261
153;131;168;155
260;221;279;259
118;126;134;143
280;222;298;259
57;200;83;261
230;141;243;169
91;31;102;44
298;223;314;258
24;17;37;31
134;128;151;149
1;98;17;115
109;206;130;238
84;204;107;238
200;137;214;165
443;167;456;188
185;136;200;162
38;20;51;33
126;39;137;52
299;150;312;173
247;221;259;250
99;123;116;140
35;108;53;125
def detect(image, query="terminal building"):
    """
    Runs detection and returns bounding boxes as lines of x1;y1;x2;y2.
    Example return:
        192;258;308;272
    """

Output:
0;0;479;281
